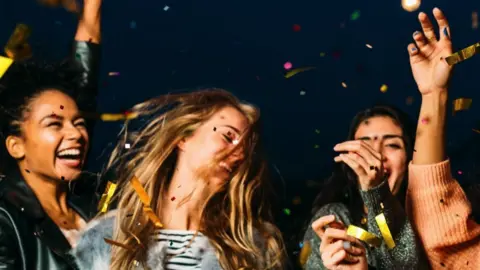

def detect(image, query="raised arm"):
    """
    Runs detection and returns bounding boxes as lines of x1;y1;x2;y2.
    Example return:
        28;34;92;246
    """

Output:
70;0;102;114
406;8;480;269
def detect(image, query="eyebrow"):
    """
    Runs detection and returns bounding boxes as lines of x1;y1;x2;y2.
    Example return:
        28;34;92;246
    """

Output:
358;134;403;140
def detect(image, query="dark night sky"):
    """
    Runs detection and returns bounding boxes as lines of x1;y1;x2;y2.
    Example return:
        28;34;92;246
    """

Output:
1;0;480;257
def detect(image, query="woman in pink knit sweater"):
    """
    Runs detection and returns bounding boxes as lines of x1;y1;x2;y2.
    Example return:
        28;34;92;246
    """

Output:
406;7;480;270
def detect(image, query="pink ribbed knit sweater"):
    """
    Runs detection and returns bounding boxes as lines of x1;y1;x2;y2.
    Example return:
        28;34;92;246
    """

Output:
407;159;480;269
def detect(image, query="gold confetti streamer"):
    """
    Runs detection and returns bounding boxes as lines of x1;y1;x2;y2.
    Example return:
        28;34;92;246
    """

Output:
4;24;32;62
346;225;382;247
445;42;480;66
97;181;118;213
453;98;472;115
130;176;163;228
0;56;13;79
375;213;396;249
104;238;132;250
284;67;316;79
100;112;139;122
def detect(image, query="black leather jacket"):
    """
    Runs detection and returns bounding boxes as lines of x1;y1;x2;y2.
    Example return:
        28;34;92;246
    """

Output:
0;41;101;270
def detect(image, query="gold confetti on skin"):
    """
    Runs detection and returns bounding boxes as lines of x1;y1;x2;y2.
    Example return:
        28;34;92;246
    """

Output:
341;82;347;88
380;84;388;93
452;98;472;115
284;67;316;79
445;42;480;66
0;56;14;79
366;44;373;49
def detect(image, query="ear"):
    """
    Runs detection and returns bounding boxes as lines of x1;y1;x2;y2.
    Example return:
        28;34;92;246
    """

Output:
6;135;26;160
177;138;187;152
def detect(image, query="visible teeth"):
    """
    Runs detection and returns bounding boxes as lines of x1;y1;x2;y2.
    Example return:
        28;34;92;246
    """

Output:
58;149;81;156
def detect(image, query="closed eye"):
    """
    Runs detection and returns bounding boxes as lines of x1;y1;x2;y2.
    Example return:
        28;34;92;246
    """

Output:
386;143;401;149
47;122;62;127
222;134;234;143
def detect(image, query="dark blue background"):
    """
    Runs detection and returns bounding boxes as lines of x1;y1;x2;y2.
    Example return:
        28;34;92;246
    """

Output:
2;0;480;263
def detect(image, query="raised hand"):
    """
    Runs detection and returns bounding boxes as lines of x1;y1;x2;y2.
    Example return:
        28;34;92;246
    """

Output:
408;8;454;95
333;140;384;191
312;215;368;270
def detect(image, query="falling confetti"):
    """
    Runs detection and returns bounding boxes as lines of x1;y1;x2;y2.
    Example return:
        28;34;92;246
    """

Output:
402;0;421;12
292;24;301;32
283;61;292;70
164;5;170;11
125;143;131;149
283;208;291;215
366;44;373;49
109;72;120;76
284;67;315;79
452;98;472;115
406;96;414;105
473;11;478;29
350;10;361;21
314;144;319;149
315;129;320;134
380;84;388;93
341;82;347;88
0;56;13;79
130;21;137;29
299;241;312;267
473;129;480;134
299;90;306;95
4;24;33;61
292;196;302;205
320;52;326;57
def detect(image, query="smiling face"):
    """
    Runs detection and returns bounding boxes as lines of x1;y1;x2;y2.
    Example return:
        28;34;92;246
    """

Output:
354;116;407;195
7;89;89;182
178;106;249;187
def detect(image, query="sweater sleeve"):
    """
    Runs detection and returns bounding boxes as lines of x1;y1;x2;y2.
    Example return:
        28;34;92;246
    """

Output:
360;180;422;269
406;159;480;269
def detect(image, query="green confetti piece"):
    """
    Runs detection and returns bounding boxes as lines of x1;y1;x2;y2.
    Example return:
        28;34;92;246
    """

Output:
320;52;326;57
284;208;291;215
315;129;320;134
314;144;320;149
351;10;361;21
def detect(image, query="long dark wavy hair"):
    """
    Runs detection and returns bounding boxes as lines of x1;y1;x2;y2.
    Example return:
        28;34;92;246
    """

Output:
311;105;416;224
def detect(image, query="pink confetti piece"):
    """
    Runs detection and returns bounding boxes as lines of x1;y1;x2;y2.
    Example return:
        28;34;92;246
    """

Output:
109;72;120;76
284;61;292;70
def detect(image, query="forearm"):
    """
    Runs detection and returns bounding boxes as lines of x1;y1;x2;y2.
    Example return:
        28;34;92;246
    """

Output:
361;181;420;269
412;91;448;165
75;0;102;43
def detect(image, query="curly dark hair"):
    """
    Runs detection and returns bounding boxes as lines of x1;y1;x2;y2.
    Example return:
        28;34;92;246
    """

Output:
0;60;81;173
310;105;416;224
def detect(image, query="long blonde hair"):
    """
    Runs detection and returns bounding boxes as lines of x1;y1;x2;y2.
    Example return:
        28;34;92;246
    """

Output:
106;89;286;269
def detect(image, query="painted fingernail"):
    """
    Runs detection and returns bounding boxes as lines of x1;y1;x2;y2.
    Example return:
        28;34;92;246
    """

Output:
411;46;417;52
343;241;352;250
443;27;449;38
413;31;421;37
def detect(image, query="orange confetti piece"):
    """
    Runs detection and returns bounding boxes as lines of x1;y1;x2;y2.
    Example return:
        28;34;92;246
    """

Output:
284;67;315;79
130;176;163;228
298;241;312;267
341;82;347;88
4;24;32;62
100;112;139;121
143;207;163;228
453;98;472;115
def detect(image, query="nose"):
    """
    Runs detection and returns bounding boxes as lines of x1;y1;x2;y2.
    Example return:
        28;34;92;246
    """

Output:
64;124;83;141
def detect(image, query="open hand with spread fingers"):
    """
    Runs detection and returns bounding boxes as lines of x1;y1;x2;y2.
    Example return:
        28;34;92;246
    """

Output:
333;140;385;191
408;7;454;95
312;215;368;270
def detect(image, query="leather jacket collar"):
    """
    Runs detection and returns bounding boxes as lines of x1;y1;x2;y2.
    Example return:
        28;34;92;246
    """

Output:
0;167;98;253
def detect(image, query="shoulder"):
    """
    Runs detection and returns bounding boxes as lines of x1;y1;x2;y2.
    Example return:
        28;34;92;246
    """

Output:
70;210;116;270
304;203;352;241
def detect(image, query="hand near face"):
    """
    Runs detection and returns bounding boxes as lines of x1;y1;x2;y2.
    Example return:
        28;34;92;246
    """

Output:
333;140;384;190
408;8;453;95
312;215;368;270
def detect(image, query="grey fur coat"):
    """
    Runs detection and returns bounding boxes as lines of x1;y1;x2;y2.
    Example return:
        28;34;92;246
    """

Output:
70;211;223;270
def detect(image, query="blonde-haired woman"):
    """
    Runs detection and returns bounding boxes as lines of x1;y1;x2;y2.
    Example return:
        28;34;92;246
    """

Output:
71;89;286;270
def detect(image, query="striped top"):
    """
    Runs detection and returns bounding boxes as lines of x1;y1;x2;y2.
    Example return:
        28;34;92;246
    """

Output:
152;229;208;270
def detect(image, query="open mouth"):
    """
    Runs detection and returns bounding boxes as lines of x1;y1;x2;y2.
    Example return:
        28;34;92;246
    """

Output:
56;148;84;168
